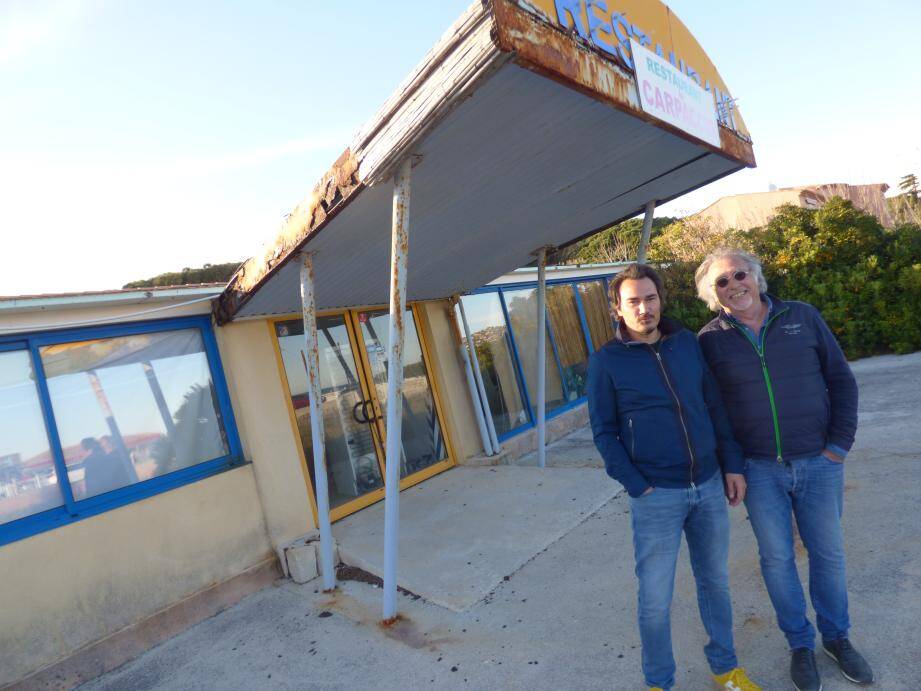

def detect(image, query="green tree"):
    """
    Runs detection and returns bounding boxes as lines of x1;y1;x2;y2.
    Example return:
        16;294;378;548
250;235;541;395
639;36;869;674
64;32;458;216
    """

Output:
625;197;921;357
123;261;243;288
562;216;676;264
899;173;919;199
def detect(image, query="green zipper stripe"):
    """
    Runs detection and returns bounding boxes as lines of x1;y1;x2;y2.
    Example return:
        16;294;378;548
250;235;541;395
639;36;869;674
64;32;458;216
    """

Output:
730;309;786;462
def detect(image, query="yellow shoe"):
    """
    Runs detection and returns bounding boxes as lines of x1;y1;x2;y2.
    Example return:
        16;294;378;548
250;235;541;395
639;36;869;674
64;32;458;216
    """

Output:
649;688;664;691
713;667;761;690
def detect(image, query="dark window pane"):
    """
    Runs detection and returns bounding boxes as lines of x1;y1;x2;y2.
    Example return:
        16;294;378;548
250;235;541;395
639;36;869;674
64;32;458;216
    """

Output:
40;329;229;500
458;294;528;435
0;350;63;524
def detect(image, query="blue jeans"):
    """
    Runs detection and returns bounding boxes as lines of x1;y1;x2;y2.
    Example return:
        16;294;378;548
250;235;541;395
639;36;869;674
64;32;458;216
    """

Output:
629;472;737;689
744;455;850;650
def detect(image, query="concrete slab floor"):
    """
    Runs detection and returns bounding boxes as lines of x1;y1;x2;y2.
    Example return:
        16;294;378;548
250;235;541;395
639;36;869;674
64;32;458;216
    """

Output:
333;464;619;612
79;353;921;690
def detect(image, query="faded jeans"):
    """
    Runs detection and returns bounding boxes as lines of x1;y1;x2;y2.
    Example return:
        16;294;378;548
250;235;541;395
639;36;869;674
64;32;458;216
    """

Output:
629;472;737;690
744;454;850;650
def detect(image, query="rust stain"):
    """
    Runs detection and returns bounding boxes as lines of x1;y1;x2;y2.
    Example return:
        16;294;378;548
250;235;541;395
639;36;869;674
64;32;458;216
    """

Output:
379;615;458;650
489;0;755;168
214;148;362;324
742;614;765;629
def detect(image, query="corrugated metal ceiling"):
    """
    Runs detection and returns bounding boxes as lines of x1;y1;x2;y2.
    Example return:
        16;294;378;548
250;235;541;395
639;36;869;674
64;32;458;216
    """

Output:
238;62;740;317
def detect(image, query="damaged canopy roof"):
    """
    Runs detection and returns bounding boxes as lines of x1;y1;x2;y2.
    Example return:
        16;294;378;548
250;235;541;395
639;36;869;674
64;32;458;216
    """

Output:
215;0;755;323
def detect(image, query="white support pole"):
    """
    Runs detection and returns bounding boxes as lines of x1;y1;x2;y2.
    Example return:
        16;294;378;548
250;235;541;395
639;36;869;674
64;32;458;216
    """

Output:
536;247;547;469
300;253;336;591
459;337;494;457
382;157;411;622
636;200;656;264
457;297;500;454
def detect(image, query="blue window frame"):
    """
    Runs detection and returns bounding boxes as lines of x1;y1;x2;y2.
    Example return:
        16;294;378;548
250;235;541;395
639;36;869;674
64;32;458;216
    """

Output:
0;315;243;547
464;271;619;442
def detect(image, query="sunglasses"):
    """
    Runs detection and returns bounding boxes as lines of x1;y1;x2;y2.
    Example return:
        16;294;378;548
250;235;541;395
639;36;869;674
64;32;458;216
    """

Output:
713;270;748;289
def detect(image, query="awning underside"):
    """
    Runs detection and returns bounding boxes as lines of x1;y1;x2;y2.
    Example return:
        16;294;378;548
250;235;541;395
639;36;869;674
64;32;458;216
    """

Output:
237;62;741;318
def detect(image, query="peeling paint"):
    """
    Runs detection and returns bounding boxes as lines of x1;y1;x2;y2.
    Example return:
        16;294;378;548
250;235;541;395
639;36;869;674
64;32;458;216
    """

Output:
214;149;361;324
489;0;755;168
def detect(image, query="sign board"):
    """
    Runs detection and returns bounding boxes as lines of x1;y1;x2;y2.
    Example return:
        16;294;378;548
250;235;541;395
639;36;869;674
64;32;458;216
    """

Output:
630;39;720;148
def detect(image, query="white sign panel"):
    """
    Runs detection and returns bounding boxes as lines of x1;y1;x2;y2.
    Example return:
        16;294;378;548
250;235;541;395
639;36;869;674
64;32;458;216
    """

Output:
630;39;720;148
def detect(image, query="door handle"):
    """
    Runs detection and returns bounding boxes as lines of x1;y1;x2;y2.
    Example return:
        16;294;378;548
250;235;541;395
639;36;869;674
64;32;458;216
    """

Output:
352;399;370;424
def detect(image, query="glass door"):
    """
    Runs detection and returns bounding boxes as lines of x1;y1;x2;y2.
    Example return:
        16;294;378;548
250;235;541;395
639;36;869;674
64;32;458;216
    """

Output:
275;315;385;517
273;305;454;521
351;307;450;482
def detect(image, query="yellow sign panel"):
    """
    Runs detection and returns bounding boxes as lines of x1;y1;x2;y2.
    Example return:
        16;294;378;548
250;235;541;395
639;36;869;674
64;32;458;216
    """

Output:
524;0;748;138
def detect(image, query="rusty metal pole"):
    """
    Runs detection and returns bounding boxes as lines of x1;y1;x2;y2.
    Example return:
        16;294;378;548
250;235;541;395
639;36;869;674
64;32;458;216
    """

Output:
300;253;336;591
536;247;547;468
636;200;656;264
383;157;411;622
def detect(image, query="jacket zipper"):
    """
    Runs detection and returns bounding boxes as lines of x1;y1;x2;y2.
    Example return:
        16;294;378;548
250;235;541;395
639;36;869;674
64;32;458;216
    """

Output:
628;418;635;458
650;346;697;486
730;309;786;462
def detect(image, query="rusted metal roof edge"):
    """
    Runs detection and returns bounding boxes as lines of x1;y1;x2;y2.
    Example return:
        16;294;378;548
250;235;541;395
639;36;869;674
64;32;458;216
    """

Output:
351;1;494;153
489;0;756;169
213;149;363;325
353;6;506;185
215;4;507;324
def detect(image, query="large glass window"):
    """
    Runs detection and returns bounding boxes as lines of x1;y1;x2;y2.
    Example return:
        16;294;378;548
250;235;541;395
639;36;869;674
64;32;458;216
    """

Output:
578;280;615;350
546;285;589;400
457;294;528;436
0;350;62;525
503;288;566;416
0;318;239;546
40;330;229;500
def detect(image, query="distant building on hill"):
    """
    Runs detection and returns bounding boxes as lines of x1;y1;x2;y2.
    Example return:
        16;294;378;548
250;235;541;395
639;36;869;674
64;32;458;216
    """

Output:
697;183;894;230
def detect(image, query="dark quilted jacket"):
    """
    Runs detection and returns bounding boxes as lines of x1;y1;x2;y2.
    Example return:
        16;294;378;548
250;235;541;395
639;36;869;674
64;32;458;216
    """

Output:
698;296;858;462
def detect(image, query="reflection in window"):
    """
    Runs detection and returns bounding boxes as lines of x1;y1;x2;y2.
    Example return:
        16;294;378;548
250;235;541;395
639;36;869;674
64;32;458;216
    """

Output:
275;317;384;509
40;330;229;500
357;310;447;479
458;294;528;435
578;281;615;350
0;350;63;525
546;285;589;400
503;288;566;416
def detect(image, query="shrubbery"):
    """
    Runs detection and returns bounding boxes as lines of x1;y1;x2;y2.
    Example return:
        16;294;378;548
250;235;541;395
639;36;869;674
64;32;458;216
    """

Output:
646;198;921;359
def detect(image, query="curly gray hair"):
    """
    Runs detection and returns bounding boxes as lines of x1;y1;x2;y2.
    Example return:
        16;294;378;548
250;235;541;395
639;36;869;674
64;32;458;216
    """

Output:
694;248;768;311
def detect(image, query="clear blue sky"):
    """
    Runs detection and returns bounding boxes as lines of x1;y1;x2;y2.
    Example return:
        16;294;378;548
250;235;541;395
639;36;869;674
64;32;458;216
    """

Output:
2;0;918;295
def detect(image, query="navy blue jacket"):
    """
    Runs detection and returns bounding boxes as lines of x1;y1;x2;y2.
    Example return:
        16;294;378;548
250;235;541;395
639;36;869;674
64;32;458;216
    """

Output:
587;318;743;497
698;296;858;462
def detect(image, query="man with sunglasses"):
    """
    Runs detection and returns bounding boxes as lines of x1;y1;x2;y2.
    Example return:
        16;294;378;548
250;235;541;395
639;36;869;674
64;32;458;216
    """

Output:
695;249;872;691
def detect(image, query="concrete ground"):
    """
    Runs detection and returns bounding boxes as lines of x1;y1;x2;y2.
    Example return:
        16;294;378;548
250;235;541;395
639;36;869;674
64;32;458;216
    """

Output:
80;352;921;690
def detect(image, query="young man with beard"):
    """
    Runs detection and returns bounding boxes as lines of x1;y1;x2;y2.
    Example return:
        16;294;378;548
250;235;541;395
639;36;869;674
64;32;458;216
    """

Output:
587;263;759;691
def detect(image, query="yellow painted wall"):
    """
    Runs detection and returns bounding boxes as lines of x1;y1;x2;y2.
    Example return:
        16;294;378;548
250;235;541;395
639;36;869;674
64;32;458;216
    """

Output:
0;465;271;686
418;300;482;461
215;318;317;543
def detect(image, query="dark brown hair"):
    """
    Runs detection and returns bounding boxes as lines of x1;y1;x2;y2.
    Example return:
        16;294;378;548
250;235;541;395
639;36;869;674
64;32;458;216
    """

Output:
607;263;667;309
